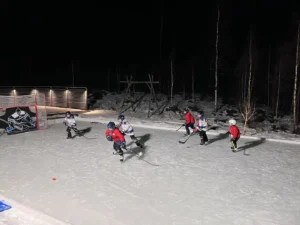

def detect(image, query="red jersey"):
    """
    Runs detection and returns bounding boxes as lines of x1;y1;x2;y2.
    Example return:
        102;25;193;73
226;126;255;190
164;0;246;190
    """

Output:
230;125;240;139
105;128;125;142
185;112;195;124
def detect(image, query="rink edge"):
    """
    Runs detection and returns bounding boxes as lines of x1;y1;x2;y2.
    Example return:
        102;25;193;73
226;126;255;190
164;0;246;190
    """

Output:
49;117;300;145
0;194;71;225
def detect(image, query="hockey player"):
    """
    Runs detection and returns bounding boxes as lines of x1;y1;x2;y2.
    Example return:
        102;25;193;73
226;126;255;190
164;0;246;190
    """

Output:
183;108;195;136
229;119;240;152
117;115;143;148
105;121;126;161
193;111;209;145
6;108;36;133
63;111;80;139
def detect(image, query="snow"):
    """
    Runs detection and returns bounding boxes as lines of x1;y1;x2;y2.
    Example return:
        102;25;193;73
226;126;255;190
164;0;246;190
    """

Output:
1;121;300;225
88;91;300;141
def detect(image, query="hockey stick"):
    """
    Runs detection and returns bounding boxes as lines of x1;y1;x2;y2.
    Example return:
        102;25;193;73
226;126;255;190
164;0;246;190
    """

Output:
176;124;185;131
122;146;160;167
178;132;196;144
71;127;97;139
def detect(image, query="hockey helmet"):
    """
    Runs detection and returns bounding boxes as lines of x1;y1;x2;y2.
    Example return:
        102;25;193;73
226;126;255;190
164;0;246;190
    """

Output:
16;108;22;115
66;111;71;117
107;121;116;129
118;114;125;121
229;119;236;126
198;111;204;117
183;107;189;113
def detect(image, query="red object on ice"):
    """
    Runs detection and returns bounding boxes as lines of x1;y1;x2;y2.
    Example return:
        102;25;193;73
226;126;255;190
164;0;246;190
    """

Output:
52;178;56;181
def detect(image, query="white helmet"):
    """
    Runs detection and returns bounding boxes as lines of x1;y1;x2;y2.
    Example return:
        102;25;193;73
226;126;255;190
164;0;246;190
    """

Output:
229;119;236;125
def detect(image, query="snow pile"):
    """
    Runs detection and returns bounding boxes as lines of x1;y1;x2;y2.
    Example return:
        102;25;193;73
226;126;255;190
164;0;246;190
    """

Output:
86;91;300;142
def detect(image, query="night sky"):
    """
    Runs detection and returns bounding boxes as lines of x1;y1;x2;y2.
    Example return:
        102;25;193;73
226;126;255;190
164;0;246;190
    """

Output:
2;0;300;96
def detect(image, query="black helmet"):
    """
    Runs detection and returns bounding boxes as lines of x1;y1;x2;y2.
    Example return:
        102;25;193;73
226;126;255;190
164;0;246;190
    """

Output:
198;111;204;116
66;111;71;117
118;115;125;121
107;121;115;129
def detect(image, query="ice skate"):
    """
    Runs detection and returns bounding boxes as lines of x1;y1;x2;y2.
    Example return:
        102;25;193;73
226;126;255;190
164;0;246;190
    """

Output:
135;141;143;148
200;139;205;145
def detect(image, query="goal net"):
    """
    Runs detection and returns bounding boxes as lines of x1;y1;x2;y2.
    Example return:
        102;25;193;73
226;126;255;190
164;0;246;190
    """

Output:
0;93;48;134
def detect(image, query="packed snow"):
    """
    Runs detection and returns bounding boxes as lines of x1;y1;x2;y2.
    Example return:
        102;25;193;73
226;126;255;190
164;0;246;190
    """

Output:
1;121;300;225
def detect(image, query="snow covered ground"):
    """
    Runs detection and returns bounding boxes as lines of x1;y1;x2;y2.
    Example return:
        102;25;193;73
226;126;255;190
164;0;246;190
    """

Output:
1;121;300;225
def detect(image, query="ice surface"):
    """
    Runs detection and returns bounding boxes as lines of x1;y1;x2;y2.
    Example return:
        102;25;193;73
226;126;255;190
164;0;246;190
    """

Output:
1;121;300;225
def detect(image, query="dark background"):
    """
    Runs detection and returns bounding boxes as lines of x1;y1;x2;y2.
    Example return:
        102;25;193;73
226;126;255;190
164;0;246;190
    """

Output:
1;0;300;110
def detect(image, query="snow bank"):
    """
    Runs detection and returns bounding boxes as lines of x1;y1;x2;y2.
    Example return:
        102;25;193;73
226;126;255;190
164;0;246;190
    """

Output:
0;195;70;225
86;91;300;143
52;115;300;145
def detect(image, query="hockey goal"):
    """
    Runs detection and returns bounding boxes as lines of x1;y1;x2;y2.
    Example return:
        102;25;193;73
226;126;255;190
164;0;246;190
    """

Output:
0;93;48;133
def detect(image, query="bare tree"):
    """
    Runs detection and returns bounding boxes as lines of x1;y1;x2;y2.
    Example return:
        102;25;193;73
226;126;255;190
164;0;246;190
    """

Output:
170;58;174;106
267;44;271;107
241;29;256;134
116;67;120;93
275;59;281;119
293;21;300;132
107;68;110;91
160;0;164;62
192;64;195;105
214;6;220;112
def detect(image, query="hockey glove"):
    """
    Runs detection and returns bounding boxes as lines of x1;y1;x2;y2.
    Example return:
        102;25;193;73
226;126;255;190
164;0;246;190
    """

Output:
193;128;198;133
106;135;113;141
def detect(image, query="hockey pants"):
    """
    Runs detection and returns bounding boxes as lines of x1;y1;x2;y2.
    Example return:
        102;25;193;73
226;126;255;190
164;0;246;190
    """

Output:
113;142;124;156
199;130;208;144
231;137;239;149
66;127;72;138
185;123;195;135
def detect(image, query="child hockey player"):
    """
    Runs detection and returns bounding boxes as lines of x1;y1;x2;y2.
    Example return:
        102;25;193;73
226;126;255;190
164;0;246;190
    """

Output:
183;108;195;136
63;111;81;139
229;119;240;152
117;115;143;148
193;111;209;145
105;121;126;161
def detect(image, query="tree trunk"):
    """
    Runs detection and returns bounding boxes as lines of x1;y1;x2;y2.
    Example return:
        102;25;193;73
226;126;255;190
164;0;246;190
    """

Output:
160;0;164;62
170;59;174;106
72;60;75;87
293;21;300;132
267;45;271;107
182;83;185;100
248;30;252;105
275;60;281;119
116;67;120;93
107;68;110;91
241;72;244;102
192;64;195;105
214;6;220;112
241;29;255;134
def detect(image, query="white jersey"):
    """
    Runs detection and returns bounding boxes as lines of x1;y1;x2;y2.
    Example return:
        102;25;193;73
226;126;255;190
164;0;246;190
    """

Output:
64;116;76;127
196;117;208;131
119;119;134;136
10;110;28;119
8;110;33;124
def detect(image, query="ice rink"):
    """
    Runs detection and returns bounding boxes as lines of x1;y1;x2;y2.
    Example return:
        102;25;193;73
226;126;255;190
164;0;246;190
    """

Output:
1;121;300;225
